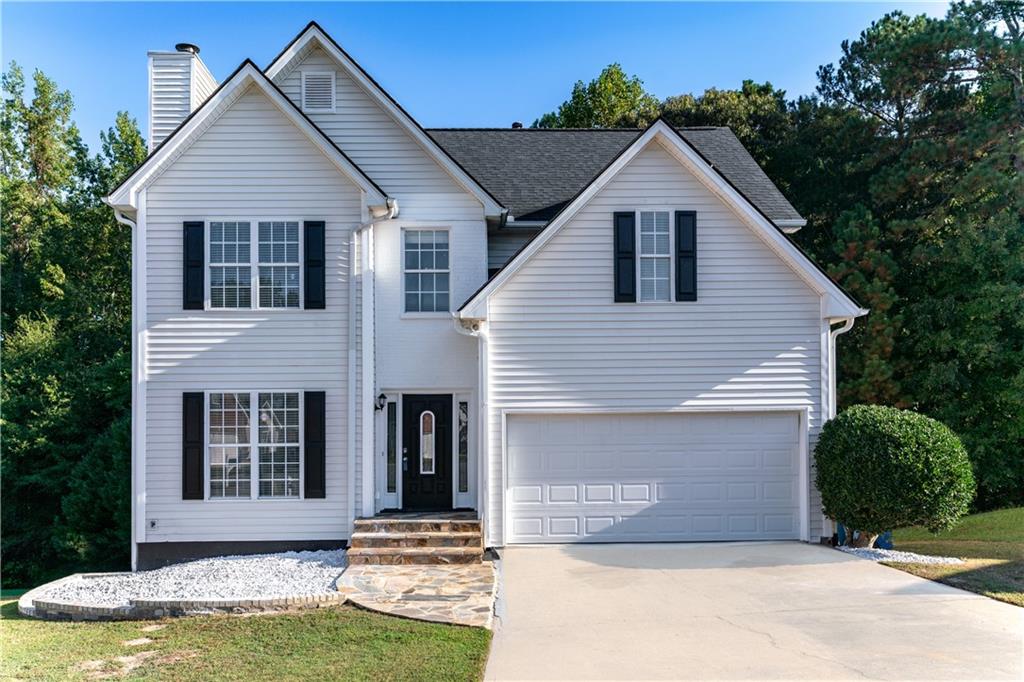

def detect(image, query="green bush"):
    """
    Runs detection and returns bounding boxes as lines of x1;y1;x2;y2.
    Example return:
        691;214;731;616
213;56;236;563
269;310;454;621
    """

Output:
815;405;975;544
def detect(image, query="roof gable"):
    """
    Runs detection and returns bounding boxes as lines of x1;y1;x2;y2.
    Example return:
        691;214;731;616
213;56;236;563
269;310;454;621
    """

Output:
265;22;504;216
427;127;805;228
458;119;865;320
106;60;387;211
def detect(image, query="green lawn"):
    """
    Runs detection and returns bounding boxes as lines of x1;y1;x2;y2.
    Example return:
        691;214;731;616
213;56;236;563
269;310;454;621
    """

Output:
1;600;491;681
887;507;1024;607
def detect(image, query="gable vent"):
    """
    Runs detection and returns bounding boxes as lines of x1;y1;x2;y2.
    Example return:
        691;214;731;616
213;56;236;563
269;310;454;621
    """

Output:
302;72;335;111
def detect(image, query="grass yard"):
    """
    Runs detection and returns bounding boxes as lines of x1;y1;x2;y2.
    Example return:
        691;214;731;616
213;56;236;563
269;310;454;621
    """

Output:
0;599;491;681
888;507;1024;607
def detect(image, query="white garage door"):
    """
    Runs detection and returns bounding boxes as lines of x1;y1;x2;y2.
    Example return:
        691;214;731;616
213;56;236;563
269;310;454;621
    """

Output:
506;412;803;543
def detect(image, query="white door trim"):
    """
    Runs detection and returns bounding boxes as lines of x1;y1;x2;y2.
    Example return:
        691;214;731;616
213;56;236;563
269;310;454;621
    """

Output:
499;406;811;545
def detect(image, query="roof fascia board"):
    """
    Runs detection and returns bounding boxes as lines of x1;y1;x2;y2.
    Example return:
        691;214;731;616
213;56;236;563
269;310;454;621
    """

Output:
264;24;504;216
107;61;387;209
460;120;862;319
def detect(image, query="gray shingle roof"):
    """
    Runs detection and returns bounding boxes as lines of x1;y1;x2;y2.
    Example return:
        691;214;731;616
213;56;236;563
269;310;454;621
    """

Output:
426;127;803;224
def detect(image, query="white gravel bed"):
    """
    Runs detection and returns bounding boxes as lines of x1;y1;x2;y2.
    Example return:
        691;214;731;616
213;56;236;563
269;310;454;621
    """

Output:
837;546;964;564
33;549;348;608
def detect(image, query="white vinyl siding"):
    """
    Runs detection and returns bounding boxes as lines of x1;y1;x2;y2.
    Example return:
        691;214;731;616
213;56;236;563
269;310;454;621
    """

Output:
275;46;483;219
149;53;193;150
485;139;828;545
488;228;540;272
144;85;360;542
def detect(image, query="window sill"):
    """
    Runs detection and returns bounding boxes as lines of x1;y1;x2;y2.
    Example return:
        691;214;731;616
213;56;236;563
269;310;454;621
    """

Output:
400;312;452;320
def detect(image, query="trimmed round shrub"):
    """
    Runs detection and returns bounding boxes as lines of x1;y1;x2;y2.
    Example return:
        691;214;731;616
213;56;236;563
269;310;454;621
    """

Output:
815;405;975;545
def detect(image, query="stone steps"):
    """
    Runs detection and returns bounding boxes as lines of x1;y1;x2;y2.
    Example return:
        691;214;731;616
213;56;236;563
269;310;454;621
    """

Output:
349;515;484;565
350;531;482;549
353;518;482;534
347;546;483;565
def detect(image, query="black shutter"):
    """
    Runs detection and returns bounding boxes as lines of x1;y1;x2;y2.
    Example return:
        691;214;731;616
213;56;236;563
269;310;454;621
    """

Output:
304;391;326;498
183;221;204;310
304;221;326;309
675;211;697;302
613;212;636;303
182;392;204;500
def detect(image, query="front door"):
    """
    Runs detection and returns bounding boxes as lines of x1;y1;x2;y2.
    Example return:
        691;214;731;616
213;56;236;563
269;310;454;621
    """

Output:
402;394;452;511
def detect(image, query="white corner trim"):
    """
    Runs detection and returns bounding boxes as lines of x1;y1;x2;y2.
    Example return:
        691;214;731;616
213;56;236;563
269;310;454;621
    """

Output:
264;26;503;216
360;226;375;517
107;62;387;210
459;120;864;320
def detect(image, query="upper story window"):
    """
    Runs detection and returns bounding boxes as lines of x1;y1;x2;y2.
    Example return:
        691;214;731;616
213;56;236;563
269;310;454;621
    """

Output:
258;221;300;308
208;220;300;309
404;229;450;313
209;222;252;309
639;211;671;302
301;72;335;112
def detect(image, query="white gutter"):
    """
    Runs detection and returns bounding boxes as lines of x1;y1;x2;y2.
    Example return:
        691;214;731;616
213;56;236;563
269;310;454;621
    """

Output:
452;315;490;545
114;209;140;571
347;197;397;530
827;318;856;419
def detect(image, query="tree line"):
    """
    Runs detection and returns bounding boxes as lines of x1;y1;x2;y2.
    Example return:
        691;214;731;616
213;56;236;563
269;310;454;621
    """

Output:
2;1;1021;586
537;2;1023;513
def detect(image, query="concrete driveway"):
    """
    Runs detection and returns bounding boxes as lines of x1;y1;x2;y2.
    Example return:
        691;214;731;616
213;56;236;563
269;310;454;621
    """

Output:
486;542;1023;680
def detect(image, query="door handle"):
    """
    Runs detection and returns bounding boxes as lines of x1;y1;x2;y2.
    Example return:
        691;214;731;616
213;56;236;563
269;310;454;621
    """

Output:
403;455;409;472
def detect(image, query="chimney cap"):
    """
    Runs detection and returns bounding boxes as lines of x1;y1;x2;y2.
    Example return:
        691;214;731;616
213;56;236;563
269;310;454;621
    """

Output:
511;121;523;129
175;43;200;55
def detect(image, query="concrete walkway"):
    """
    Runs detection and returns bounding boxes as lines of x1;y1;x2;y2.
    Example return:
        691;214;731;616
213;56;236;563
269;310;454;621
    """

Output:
486;542;1023;680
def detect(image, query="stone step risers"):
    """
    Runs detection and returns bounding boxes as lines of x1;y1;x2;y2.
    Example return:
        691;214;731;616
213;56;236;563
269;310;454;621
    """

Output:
347;546;484;566
350;531;482;549
353;518;482;534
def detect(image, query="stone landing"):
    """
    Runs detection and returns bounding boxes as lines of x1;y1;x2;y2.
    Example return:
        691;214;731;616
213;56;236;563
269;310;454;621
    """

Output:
338;563;496;628
348;513;484;565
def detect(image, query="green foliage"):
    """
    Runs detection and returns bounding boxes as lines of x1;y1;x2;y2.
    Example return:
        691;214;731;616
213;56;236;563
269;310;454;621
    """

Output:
815;405;976;538
533;63;660;128
1;62;146;585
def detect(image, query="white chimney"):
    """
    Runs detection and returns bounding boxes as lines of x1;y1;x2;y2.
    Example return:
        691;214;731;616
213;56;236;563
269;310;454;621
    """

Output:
147;43;218;150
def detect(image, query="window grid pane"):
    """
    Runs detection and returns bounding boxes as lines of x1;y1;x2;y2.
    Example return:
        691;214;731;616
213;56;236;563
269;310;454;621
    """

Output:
209;392;251;498
210;222;252;309
258;392;300;498
404;230;450;312
386;402;397;493
639;211;671;302
458;401;468;493
258;221;300;309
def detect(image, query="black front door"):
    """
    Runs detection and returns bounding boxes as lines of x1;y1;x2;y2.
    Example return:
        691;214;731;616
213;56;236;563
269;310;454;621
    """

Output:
402;394;452;511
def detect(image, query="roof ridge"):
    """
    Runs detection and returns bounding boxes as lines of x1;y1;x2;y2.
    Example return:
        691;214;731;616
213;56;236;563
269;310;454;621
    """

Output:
425;126;728;132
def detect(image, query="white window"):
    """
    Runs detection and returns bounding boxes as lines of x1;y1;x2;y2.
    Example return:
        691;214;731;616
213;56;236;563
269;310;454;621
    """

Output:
420;410;435;475
209;222;252;309
208;220;301;309
258;221;300;308
302;72;335;112
207;391;302;499
639;211;671;302
404;229;450;312
257;392;300;498
208;392;252;498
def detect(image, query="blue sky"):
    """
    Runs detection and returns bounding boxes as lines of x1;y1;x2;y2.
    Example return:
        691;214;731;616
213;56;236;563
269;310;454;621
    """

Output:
2;2;948;153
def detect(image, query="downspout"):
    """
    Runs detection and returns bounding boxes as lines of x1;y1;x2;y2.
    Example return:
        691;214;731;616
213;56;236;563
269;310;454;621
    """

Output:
828;318;855;419
113;208;140;570
348;198;397;531
454;315;489;545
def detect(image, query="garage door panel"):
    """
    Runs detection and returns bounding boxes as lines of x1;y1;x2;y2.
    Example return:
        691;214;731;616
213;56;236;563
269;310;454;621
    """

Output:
507;412;801;543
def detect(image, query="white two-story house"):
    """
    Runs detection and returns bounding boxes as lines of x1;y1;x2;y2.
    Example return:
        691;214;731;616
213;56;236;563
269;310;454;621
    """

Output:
106;22;866;569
